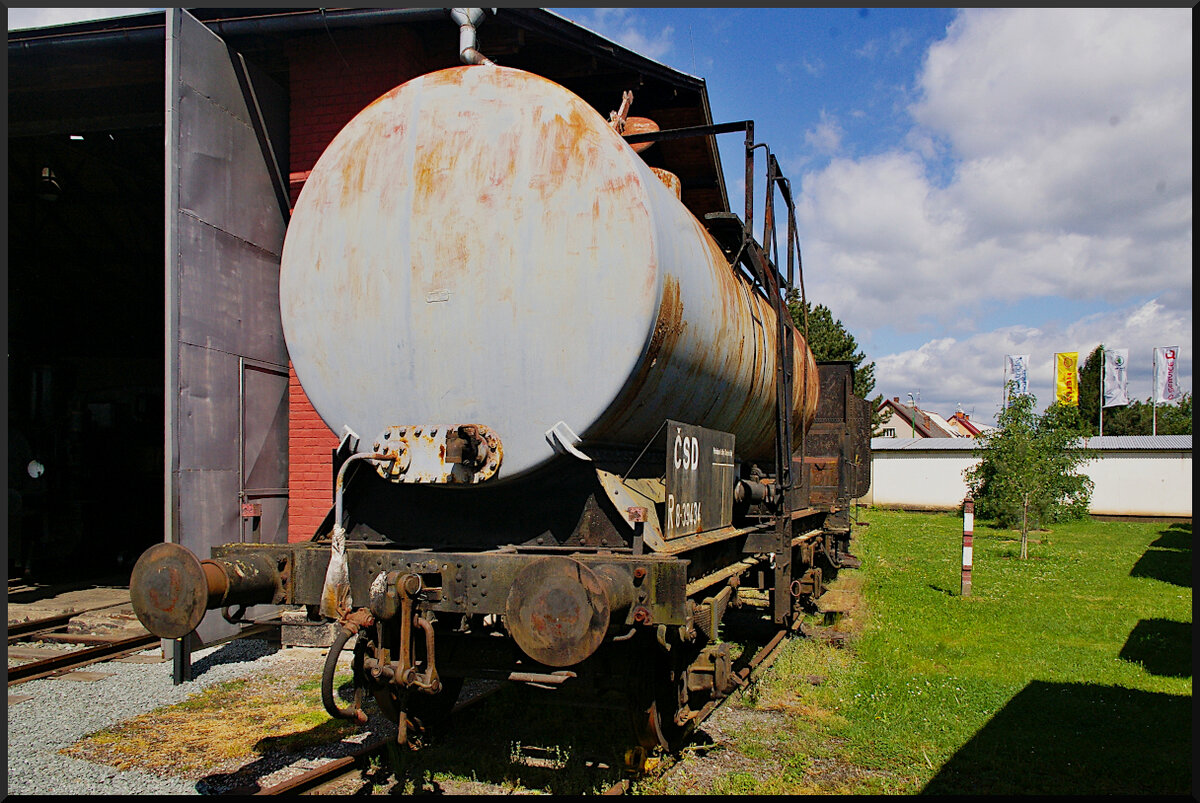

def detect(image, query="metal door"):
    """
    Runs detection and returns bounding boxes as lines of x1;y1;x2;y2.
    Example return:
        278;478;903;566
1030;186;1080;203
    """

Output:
165;8;289;649
240;359;289;545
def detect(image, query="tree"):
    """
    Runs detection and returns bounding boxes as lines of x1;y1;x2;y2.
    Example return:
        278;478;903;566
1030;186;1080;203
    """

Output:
1154;392;1193;435
787;292;882;431
1078;345;1104;436
964;389;1094;559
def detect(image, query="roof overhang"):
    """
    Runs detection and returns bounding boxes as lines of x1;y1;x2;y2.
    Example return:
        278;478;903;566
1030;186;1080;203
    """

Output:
9;7;730;217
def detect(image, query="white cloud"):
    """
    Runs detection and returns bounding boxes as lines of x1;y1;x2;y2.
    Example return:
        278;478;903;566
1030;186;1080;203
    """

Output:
562;8;675;63
854;39;879;60
789;8;1191;423
804;111;844;156
7;8;156;30
912;8;1191;251
877;297;1192;425
914;9;1190;158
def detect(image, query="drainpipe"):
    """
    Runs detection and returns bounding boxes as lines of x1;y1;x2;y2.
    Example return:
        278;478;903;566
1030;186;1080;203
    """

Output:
449;8;495;65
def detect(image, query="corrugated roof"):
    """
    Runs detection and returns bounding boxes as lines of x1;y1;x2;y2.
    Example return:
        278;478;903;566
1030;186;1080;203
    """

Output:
1080;435;1192;450
872;438;981;450
872;435;1192;451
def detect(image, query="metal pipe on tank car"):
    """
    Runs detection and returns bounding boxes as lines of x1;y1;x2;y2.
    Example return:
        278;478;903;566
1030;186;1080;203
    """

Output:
449;8;494;66
321;451;391;617
333;452;390;535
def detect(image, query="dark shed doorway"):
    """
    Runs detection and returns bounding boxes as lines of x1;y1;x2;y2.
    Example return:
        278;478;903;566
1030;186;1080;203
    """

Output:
8;21;166;582
8;127;164;581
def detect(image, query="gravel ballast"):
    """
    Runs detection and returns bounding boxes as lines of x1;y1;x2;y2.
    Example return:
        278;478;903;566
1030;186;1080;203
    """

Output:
6;637;388;796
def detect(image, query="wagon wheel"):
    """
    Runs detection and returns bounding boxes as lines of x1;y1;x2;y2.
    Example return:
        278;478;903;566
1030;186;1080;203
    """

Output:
373;677;464;745
628;651;692;754
629;697;691;754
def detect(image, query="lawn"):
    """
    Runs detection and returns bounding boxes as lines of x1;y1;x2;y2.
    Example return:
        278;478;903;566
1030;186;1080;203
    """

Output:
653;510;1192;795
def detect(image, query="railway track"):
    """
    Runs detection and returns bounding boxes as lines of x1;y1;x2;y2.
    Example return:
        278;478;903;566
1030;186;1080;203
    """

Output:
247;623;794;796
7;613;289;689
7;607;162;687
7;631;161;686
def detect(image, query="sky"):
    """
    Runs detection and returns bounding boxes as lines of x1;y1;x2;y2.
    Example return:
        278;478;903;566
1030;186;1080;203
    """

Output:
9;7;1193;426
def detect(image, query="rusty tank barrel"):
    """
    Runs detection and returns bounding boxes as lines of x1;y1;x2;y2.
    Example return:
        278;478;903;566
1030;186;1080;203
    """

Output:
129;543;281;639
280;65;818;483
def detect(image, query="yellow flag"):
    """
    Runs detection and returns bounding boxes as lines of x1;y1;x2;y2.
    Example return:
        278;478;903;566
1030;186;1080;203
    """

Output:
1055;352;1079;405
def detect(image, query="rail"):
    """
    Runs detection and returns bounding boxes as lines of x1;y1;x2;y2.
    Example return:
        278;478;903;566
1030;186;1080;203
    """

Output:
7;632;161;686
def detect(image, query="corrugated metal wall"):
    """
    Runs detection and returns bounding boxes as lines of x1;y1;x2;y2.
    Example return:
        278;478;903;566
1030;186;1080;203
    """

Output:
864;441;1192;517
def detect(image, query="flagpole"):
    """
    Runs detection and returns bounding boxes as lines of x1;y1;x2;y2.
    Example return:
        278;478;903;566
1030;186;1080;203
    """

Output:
1099;346;1104;437
1152;348;1158;436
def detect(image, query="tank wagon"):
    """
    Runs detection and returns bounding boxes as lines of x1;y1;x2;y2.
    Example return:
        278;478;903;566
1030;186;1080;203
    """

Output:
131;61;871;752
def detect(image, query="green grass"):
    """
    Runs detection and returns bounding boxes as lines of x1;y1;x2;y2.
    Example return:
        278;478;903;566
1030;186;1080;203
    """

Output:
64;670;363;775
651;510;1192;795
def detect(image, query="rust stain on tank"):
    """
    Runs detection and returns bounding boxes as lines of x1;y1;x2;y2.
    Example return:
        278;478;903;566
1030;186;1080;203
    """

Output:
361;83;404;113
422;65;471;88
530;104;609;204
340;139;371;202
601;274;686;432
694;219;819;456
650;275;686;369
286;65;821;476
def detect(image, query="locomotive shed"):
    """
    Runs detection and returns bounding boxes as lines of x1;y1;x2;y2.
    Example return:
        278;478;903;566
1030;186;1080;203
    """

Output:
8;7;728;602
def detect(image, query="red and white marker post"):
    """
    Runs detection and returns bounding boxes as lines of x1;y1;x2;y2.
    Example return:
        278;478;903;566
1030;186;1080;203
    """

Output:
961;496;974;597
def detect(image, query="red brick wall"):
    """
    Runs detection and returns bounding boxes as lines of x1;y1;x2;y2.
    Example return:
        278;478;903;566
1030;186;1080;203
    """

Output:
287;363;339;541
284;28;448;541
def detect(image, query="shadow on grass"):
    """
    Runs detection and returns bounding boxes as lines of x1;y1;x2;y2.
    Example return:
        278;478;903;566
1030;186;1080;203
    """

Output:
1130;550;1192;588
200;679;633;794
376;606;782;795
1151;530;1192;551
922;681;1191;795
1129;521;1191;588
1118;618;1192;678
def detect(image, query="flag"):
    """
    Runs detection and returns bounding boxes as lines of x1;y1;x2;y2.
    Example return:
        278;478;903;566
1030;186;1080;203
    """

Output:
1103;348;1129;407
1055;352;1079;405
1005;354;1029;399
1154;346;1179;403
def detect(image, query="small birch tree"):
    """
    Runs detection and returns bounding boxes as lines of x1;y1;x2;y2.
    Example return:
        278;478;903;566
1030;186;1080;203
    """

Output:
965;390;1094;559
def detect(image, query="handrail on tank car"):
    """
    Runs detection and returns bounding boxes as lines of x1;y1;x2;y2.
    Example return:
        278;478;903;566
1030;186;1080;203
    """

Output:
621;119;783;297
622;119;806;342
625;117;812;627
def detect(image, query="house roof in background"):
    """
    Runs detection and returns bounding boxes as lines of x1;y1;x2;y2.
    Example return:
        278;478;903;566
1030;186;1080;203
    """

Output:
877;398;957;437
